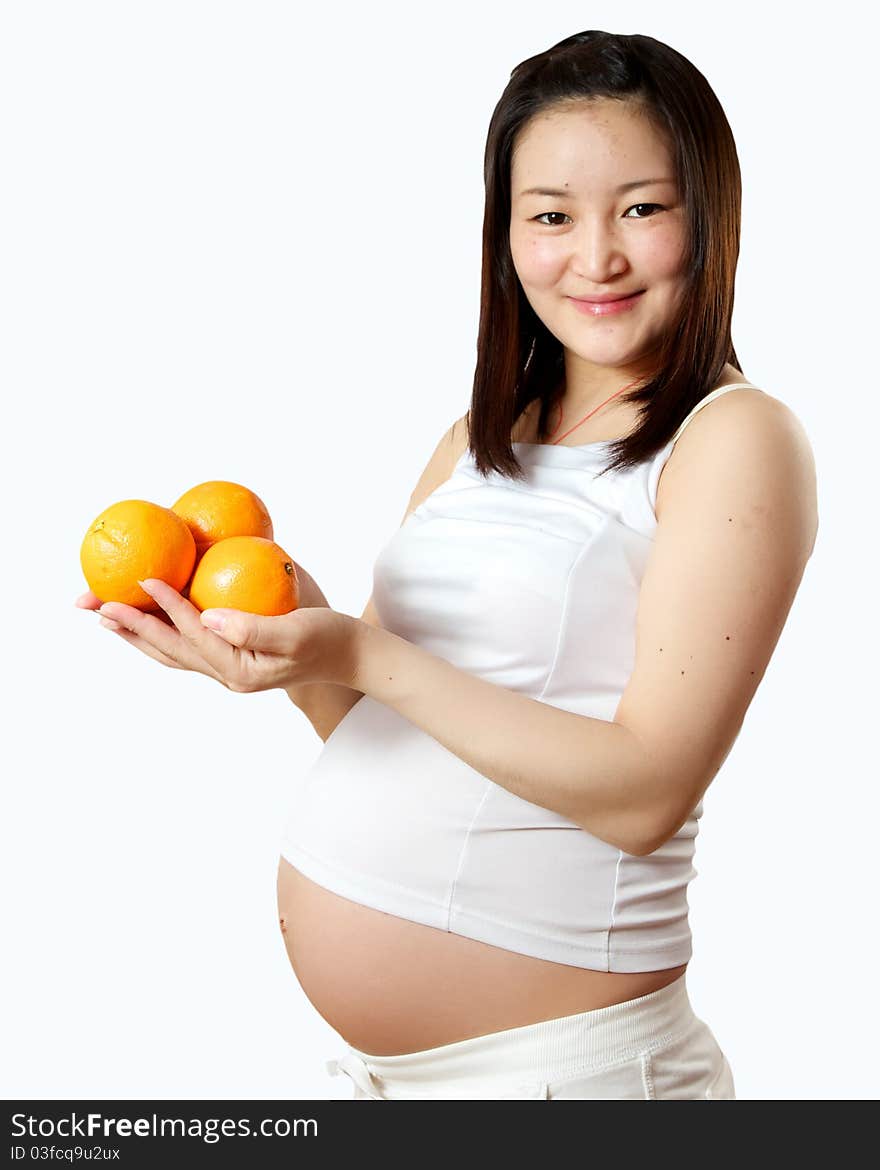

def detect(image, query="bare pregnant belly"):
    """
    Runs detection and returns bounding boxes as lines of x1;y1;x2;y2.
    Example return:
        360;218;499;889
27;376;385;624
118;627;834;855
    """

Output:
277;855;688;1057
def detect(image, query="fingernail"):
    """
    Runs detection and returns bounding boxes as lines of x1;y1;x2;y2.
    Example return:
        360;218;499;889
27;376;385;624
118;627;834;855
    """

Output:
100;616;122;630
200;610;225;632
138;579;154;594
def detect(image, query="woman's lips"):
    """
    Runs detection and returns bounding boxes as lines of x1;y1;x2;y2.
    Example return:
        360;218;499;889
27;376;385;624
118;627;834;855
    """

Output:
568;290;645;316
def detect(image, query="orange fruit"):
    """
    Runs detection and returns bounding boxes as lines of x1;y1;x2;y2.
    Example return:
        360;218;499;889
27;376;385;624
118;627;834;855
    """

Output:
170;481;273;560
80;500;197;611
188;536;299;616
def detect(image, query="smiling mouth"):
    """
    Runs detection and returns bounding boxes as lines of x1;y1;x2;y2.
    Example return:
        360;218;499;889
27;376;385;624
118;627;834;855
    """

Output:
570;290;645;304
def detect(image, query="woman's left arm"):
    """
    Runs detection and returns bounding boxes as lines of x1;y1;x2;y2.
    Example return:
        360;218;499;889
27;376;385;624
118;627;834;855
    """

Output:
102;395;816;860
352;622;658;856
351;394;819;859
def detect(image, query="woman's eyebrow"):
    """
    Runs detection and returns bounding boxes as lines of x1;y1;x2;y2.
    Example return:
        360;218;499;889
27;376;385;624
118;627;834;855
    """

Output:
518;178;676;198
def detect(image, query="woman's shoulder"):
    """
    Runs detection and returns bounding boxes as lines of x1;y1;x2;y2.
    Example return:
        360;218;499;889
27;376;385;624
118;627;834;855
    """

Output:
683;377;802;442
657;377;816;536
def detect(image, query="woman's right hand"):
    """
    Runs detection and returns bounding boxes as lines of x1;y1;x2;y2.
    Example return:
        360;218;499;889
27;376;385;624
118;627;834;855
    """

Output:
75;586;199;674
76;574;357;695
75;589;101;613
74;560;328;677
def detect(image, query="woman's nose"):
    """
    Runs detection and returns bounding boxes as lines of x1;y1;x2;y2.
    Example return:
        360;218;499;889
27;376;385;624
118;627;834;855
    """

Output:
567;220;630;281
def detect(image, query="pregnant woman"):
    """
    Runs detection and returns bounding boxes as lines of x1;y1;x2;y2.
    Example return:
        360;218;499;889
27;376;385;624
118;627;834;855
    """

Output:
78;31;818;1099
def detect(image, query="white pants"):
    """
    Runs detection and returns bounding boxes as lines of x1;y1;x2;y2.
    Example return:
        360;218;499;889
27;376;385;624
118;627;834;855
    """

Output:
326;971;735;1100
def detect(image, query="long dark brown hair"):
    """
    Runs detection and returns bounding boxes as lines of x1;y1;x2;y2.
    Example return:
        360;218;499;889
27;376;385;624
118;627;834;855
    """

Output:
466;30;745;482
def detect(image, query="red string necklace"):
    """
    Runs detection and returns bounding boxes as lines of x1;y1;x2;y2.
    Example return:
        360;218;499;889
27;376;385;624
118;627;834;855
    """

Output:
547;376;644;445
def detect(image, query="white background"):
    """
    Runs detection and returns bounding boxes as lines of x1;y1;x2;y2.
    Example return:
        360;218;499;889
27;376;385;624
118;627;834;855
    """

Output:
2;0;876;1101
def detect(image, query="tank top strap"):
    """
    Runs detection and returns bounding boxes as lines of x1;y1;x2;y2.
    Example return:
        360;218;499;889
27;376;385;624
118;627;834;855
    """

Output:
669;382;758;447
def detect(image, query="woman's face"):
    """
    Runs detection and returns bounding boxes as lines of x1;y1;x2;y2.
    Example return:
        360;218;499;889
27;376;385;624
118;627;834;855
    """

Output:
509;99;688;382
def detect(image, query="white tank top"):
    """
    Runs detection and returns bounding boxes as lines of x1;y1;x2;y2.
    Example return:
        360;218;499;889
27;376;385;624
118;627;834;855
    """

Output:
279;382;759;972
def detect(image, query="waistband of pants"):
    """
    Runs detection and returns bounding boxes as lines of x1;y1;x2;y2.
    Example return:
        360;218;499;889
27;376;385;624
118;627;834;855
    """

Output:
326;970;695;1099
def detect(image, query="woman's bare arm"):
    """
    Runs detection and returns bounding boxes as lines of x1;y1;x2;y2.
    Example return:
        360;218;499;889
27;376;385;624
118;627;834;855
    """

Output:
347;395;818;857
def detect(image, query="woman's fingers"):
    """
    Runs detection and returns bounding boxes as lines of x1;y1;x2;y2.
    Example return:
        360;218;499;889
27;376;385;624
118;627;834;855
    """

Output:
96;600;212;670
81;578;292;693
79;582;230;682
97;609;229;682
98;579;245;684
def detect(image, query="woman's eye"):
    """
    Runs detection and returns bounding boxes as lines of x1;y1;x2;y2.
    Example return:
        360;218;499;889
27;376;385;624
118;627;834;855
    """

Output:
624;203;664;218
532;204;664;226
